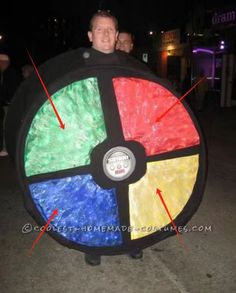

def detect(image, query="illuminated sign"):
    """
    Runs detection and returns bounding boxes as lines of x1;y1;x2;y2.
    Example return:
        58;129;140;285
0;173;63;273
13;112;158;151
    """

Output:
161;29;180;46
212;9;236;27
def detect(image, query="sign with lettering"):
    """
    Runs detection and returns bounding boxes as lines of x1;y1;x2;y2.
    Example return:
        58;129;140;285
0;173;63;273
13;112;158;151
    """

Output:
212;9;236;28
161;29;180;46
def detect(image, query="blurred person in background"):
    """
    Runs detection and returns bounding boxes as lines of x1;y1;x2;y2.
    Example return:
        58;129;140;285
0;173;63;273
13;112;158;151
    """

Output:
116;30;134;54
21;64;34;79
0;54;21;157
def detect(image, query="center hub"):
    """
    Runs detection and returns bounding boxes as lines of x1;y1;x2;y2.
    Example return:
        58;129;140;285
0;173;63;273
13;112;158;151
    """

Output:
103;146;136;181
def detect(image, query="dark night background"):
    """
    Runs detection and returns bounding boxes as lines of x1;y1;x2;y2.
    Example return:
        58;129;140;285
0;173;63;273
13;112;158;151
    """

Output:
0;0;235;67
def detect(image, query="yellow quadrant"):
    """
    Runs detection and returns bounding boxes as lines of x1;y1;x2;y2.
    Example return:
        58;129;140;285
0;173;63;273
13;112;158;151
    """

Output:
129;155;199;240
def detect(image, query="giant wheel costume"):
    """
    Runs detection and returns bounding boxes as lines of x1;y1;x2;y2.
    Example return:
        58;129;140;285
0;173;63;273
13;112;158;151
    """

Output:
6;48;207;255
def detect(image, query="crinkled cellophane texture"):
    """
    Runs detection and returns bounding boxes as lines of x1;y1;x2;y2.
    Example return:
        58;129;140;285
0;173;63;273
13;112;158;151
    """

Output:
24;78;106;176
24;74;202;250
113;77;199;156
129;155;199;240
29;175;122;246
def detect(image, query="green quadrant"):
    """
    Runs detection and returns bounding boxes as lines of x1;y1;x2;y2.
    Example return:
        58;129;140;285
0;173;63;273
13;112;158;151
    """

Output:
25;78;106;176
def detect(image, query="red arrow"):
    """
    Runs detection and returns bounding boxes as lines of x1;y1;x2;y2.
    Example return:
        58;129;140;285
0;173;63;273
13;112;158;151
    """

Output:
29;209;58;255
27;50;65;129
156;76;206;122
156;188;187;252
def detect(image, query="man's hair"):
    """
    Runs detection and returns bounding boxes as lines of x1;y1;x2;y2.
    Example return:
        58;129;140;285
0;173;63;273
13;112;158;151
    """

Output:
89;10;118;31
118;30;135;42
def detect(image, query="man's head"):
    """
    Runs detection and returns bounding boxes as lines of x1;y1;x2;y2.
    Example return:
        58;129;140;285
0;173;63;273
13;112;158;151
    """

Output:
88;10;118;54
0;54;10;72
116;31;134;54
22;64;34;79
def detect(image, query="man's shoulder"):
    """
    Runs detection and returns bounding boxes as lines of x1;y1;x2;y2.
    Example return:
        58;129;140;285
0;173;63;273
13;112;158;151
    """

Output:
39;47;153;76
73;48;151;73
115;50;153;73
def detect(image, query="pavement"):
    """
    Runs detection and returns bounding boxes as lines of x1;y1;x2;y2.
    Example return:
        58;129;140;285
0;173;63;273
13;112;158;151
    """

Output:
0;106;235;293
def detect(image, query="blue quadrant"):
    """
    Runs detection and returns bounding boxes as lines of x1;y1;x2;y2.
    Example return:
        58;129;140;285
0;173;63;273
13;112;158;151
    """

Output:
29;174;122;247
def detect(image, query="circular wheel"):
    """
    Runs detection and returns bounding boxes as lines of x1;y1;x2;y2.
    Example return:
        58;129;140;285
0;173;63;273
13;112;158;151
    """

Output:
6;50;207;255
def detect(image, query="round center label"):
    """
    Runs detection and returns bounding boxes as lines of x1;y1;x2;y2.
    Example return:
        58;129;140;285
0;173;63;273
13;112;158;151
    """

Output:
103;146;136;181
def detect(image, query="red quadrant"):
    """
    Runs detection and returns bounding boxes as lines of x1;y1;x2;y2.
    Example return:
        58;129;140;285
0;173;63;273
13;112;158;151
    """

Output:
113;78;199;156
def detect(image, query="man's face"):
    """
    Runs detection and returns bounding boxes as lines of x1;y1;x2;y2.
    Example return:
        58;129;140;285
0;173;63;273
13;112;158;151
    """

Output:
116;32;133;53
88;16;118;54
